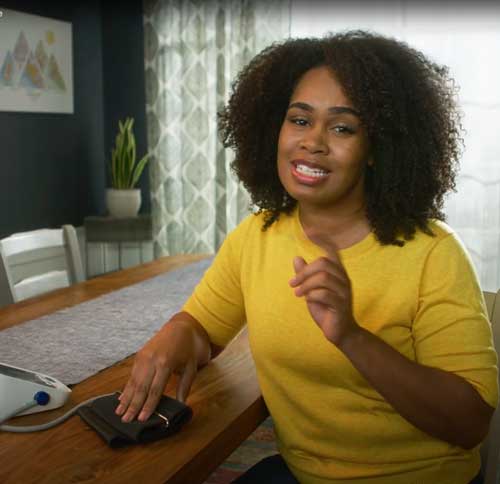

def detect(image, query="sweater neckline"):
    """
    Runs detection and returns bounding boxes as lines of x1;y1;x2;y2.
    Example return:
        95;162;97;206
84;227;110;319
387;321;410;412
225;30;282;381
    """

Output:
291;207;377;260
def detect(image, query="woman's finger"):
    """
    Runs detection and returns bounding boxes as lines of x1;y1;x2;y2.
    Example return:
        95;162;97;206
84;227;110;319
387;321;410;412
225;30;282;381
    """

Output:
176;359;197;403
115;362;149;415
294;270;347;297
290;256;345;287
302;287;339;306
293;256;307;274
137;365;172;422
120;364;156;422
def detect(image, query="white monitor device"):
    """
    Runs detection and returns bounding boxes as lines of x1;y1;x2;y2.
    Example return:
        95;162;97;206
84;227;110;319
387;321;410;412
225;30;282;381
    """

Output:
0;362;71;423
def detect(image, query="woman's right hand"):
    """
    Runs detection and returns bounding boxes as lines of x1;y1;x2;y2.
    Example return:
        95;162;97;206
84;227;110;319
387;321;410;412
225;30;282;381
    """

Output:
115;313;212;423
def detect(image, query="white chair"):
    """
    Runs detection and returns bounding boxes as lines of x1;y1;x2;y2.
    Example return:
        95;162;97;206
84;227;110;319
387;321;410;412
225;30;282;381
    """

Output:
0;225;85;306
483;289;500;484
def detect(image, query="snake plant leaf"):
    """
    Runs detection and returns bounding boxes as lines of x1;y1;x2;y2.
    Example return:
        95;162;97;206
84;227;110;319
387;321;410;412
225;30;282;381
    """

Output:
118;122;129;188
130;153;150;188
127;131;137;188
109;117;150;189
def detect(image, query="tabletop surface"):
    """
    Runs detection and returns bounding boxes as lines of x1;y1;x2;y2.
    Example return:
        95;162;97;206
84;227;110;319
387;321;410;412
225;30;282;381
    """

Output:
0;254;268;484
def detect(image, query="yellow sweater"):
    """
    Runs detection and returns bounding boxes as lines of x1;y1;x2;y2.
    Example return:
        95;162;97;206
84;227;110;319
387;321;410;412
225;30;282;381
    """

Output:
183;209;498;484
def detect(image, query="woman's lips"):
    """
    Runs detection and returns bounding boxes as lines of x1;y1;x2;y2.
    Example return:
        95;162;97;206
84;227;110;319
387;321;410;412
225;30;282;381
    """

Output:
291;161;330;186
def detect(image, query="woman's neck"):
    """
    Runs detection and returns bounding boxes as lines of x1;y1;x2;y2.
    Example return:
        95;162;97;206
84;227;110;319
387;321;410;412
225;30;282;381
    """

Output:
298;203;371;251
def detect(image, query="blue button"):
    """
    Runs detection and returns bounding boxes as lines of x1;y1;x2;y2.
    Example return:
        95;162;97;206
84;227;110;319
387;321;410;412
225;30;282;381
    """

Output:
34;391;50;405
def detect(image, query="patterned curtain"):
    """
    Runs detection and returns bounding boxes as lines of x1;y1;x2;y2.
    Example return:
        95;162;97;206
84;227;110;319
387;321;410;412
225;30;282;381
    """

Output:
143;0;290;256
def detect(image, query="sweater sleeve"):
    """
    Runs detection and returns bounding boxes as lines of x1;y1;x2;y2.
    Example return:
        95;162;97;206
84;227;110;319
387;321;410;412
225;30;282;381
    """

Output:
182;215;253;348
413;232;499;409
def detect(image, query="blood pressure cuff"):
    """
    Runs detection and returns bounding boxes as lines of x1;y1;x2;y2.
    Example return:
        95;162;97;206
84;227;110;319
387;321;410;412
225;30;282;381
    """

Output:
77;392;193;448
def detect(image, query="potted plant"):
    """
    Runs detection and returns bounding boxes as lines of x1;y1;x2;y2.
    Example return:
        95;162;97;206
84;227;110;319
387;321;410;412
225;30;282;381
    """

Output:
106;117;150;218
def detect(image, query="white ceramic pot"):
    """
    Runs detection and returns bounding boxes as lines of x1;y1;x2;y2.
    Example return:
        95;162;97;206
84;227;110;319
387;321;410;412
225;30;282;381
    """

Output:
106;188;141;218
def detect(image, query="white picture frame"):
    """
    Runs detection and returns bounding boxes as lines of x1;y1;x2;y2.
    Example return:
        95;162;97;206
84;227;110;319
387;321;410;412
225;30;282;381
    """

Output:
0;8;73;114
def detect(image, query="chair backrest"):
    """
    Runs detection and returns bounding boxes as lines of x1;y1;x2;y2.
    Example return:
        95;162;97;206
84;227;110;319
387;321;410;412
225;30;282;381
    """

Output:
482;289;500;484
0;225;84;306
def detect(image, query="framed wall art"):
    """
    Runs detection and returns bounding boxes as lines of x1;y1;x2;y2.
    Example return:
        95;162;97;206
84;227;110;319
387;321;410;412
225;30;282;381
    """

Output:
0;8;73;114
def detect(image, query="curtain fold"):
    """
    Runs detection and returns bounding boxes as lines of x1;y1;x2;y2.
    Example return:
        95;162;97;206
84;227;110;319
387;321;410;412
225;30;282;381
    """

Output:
143;0;290;256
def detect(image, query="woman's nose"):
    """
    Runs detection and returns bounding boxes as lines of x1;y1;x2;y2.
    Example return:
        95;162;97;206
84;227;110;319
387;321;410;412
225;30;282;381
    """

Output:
300;126;329;154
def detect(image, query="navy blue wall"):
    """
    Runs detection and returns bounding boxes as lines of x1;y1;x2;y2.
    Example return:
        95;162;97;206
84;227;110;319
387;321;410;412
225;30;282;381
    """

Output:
0;0;148;238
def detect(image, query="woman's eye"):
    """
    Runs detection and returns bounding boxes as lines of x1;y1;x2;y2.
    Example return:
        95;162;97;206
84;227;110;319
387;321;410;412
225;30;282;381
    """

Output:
289;117;308;127
332;125;354;135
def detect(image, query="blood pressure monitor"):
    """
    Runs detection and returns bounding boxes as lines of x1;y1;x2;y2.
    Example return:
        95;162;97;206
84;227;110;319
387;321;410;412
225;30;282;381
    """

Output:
0;362;71;422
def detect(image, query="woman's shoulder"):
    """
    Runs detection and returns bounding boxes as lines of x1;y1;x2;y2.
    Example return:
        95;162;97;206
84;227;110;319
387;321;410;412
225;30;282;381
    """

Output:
233;209;293;233
226;210;266;244
403;218;456;243
425;219;455;239
388;219;463;257
233;210;266;232
226;210;295;251
410;219;467;257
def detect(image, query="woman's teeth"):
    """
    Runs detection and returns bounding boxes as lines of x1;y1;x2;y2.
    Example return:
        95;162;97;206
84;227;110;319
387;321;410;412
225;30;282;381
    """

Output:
295;163;329;178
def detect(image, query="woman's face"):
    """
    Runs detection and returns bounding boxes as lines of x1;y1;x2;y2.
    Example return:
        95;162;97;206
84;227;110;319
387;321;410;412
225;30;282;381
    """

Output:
277;65;372;214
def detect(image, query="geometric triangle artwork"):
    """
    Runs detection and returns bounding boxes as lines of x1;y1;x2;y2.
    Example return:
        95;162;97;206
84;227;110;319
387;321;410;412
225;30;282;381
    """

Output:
3;27;68;95
0;51;16;86
47;54;66;91
19;50;45;89
0;9;73;113
35;40;48;73
13;31;30;67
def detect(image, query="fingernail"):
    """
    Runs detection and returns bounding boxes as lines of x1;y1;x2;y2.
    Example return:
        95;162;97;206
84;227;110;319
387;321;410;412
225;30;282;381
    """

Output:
115;404;123;415
122;414;131;423
138;411;147;422
289;277;296;286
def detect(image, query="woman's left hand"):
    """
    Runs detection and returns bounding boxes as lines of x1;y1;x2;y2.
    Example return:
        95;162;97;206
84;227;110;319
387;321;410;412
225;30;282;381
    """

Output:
289;253;360;346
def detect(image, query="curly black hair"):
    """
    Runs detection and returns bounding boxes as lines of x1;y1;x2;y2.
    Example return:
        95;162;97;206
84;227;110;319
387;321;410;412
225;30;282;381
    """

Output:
218;30;463;246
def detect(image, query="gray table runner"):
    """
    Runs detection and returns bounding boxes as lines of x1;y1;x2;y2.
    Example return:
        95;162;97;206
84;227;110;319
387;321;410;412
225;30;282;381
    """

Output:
0;258;213;385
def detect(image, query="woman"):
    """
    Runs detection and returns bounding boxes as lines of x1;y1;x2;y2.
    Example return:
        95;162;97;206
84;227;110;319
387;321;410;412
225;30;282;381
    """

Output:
116;31;498;484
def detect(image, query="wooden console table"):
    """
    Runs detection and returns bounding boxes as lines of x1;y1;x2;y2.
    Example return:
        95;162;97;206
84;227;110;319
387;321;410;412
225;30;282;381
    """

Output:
84;215;153;274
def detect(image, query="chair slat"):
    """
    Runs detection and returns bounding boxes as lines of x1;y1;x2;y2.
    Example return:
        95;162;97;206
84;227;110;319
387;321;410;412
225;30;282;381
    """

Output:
0;225;84;305
0;229;65;257
14;270;69;301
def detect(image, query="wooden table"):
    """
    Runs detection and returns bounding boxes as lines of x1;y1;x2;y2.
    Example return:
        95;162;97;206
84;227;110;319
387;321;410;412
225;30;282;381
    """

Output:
0;254;268;484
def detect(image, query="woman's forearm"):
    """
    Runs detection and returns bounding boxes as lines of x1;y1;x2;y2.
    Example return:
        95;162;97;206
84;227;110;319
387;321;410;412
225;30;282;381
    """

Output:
338;327;494;449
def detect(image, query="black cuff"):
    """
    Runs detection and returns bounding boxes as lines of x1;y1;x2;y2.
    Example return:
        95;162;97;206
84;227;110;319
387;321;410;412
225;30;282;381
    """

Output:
78;392;193;448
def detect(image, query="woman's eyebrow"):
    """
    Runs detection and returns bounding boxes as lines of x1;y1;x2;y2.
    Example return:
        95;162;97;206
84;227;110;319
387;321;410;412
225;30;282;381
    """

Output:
288;101;360;117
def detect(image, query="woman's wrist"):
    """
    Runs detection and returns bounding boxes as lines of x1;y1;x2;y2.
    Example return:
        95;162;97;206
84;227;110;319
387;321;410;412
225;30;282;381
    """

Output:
167;313;213;365
334;323;366;354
